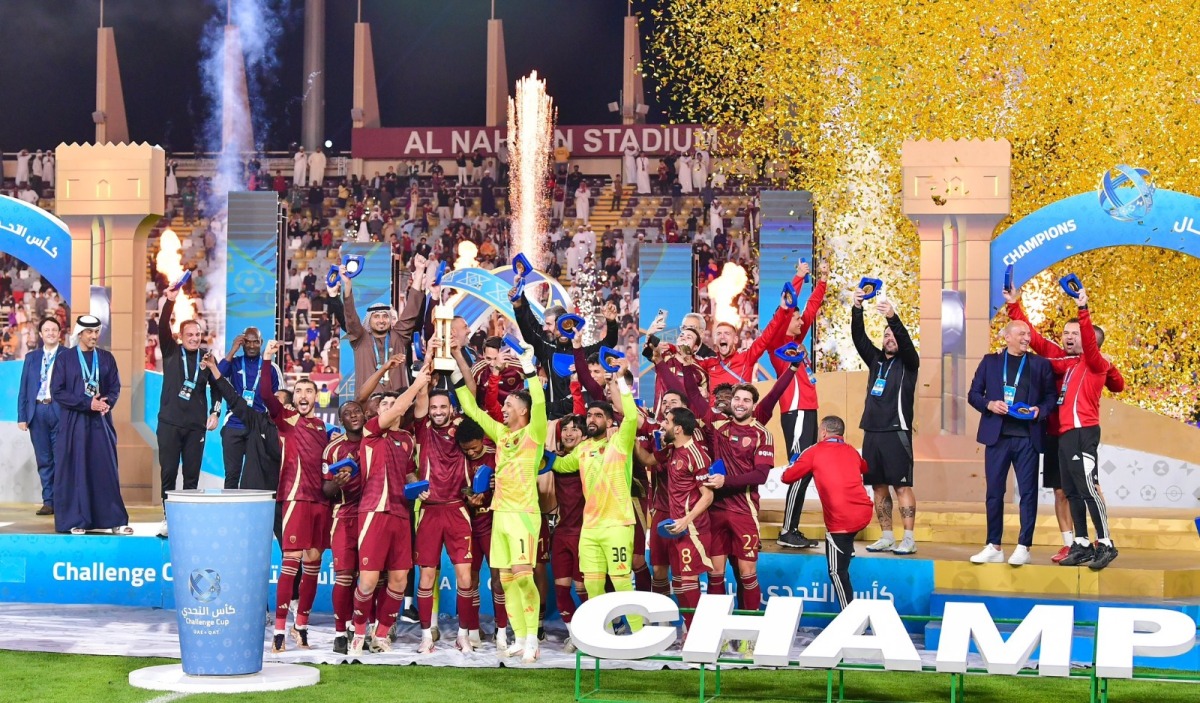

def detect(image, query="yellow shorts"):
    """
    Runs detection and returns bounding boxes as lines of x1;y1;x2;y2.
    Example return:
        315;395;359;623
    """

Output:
490;511;540;570
579;525;635;577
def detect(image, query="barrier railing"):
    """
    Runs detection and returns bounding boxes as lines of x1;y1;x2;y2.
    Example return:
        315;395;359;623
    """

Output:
572;609;1200;703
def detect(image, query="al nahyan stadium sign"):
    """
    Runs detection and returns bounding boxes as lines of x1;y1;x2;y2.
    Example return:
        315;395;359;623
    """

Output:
571;592;1197;679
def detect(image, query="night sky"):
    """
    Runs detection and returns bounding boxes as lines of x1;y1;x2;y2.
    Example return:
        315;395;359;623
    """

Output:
0;0;667;154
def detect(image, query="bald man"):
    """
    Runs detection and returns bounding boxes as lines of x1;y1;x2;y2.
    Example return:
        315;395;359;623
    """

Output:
966;320;1057;566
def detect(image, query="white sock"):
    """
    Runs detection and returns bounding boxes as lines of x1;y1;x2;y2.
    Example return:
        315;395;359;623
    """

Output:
1062;531;1074;547
422;627;432;638
1098;538;1113;547
1075;537;1091;547
881;530;894;542
274;628;286;636
459;627;468;637
903;530;915;542
527;634;539;648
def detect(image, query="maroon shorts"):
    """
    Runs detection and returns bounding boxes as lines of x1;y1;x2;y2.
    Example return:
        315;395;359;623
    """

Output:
648;508;672;567
708;509;762;562
281;500;331;552
416;502;474;567
551;530;582;582
331;512;359;572
537;514;552;565
633;496;649;556
471;515;493;571
669;529;714;578
357;511;413;572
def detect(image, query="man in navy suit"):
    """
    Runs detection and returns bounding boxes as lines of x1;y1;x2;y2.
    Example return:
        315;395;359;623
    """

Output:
17;316;64;515
967;320;1057;565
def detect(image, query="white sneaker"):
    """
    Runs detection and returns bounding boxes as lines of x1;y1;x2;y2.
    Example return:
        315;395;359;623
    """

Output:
369;633;391;653
468;629;482;648
892;538;918;555
496;630;512;657
456;633;474;653
418;633;435;654
1008;545;1032;566
562;636;577;654
865;537;895;552
522;635;540;663
505;638;526;659
156;519;169;538
970;545;1005;563
348;634;366;656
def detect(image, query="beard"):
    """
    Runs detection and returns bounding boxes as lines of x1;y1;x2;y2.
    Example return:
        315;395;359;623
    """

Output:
586;424;607;438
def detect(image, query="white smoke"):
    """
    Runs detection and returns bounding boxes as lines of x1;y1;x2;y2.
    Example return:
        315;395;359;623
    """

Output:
197;0;290;349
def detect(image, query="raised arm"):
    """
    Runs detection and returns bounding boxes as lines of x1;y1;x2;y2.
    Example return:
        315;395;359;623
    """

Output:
582;306;620;357
882;301;919;370
454;376;505;442
342;284;365;342
1075;292;1108;373
259;341;285;421
380;368;430;428
523;349;548;445
1005;288;1064;357
574;343;605;400
355;354;403;406
159;297;179;356
850;304;879;366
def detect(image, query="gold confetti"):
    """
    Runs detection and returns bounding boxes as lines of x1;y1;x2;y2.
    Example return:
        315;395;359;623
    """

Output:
647;0;1200;420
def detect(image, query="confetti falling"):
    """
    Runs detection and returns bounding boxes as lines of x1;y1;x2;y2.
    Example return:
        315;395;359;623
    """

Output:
645;0;1200;420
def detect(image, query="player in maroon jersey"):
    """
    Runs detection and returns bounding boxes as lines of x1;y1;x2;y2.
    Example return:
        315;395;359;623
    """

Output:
411;353;479;654
259;340;331;654
322;401;365;655
781;416;872;610
458;418;503;650
349;368;431;655
642;390;689;598
551;414;587;651
636;407;716;630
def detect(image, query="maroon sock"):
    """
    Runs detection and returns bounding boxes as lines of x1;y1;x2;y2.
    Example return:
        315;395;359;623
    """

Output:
676;581;701;628
332;571;355;634
633;563;651;592
295;560;321;628
375;586;404;639
351;584;375;634
457;586;479;630
707;571;726;595
651;576;671;596
417;586;435;629
555;584;577;623
373;581;389;615
739;572;762;611
574;584;589;604
493;587;508;629
274;555;300;631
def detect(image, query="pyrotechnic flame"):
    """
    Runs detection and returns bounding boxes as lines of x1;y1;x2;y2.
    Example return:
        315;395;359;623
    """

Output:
454;240;479;270
508;72;555;270
156;229;196;333
707;262;748;329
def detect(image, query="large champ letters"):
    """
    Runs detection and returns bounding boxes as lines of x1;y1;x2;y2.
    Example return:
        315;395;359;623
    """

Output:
934;603;1074;677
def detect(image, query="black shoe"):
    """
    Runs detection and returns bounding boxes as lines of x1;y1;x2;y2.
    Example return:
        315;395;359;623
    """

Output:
795;532;819;549
1089;542;1119;570
35;504;53;516
333;635;348;654
776;531;804;548
271;633;286;653
1059;542;1095;566
537;626;546;642
401;606;419;624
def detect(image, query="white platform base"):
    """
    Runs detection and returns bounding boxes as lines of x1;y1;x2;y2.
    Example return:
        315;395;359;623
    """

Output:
128;663;319;693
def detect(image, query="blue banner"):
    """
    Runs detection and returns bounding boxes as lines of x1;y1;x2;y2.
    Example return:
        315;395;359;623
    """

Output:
226;192;280;346
759;191;815;365
989;187;1200;314
0;194;73;305
637;243;694;399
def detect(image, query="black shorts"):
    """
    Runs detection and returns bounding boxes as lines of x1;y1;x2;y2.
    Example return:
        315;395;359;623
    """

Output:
1042;434;1062;489
862;430;913;488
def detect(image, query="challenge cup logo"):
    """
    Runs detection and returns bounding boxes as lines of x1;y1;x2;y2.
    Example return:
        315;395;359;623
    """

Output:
189;568;222;603
1098;165;1154;222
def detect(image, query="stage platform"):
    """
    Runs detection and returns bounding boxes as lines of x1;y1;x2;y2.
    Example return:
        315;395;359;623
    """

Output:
1;500;1197;672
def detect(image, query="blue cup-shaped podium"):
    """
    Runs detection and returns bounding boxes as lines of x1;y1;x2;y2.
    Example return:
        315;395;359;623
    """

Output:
166;489;275;676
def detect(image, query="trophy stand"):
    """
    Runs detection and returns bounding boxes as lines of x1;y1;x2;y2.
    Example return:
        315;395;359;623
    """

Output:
432;303;458;372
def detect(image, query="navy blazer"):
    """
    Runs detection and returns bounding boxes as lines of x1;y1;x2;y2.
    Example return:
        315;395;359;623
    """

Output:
968;351;1057;451
17;347;61;424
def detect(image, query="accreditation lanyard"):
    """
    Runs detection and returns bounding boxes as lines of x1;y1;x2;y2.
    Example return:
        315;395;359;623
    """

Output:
1002;353;1027;406
79;347;100;397
719;357;746;384
373;335;391;370
40;348;57;385
239;357;262;403
1057;365;1075;406
871;358;896;397
179;348;201;401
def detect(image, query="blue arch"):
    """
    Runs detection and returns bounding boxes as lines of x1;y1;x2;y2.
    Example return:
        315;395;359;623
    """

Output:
988;189;1200;314
0;194;73;304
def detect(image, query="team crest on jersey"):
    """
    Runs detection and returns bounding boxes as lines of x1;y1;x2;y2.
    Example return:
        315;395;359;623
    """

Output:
505;376;518;388
742;436;751;447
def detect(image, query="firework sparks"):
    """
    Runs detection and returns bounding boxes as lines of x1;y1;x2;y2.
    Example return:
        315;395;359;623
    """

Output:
507;72;555;270
707;262;748;329
454;240;480;270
